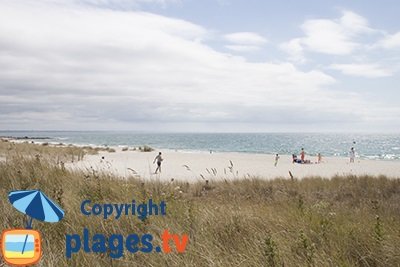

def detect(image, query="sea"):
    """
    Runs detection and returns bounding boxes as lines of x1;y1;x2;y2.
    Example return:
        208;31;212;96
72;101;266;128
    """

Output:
1;131;400;160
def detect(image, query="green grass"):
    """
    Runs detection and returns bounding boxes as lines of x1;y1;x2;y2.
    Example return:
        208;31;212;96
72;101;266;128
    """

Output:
0;143;399;266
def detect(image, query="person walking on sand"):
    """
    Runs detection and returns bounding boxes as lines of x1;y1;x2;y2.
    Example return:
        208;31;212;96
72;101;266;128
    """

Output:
349;147;355;163
274;154;280;167
317;153;322;164
153;152;163;174
300;148;305;163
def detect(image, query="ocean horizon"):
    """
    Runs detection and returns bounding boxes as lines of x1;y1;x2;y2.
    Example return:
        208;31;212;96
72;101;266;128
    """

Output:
1;131;400;161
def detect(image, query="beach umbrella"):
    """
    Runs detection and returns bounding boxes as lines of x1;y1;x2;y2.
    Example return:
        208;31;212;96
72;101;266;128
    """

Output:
8;189;65;228
8;189;65;255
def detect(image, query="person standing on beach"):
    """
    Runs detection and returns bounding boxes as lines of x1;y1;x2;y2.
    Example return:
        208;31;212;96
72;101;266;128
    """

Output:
274;154;280;167
350;147;355;163
300;148;305;163
153;152;163;174
317;153;322;164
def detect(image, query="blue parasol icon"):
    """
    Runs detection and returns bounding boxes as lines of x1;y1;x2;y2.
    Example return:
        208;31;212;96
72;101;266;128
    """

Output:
8;190;65;229
7;189;65;255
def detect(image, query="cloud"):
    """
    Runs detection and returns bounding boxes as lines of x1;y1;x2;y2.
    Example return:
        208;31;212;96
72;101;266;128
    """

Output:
339;10;374;34
378;32;400;49
224;32;267;52
42;0;180;9
224;32;268;45
279;38;305;64
224;45;261;52
281;10;377;59
329;63;393;78
0;1;395;131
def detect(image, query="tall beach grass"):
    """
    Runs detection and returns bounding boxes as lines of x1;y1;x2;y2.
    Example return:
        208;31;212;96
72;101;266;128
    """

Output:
0;141;399;266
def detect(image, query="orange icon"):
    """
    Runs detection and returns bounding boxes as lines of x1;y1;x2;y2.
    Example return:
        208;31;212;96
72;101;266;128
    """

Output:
0;229;42;266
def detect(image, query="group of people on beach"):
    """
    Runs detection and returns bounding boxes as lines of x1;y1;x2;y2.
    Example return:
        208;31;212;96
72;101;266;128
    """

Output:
274;148;320;167
273;146;356;166
291;148;315;164
152;146;356;173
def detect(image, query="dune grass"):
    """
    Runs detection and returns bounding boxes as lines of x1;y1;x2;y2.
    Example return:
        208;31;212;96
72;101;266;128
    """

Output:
0;143;399;266
0;139;99;164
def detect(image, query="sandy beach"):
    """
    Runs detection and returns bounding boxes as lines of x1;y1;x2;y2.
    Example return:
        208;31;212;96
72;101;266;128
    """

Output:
67;147;400;181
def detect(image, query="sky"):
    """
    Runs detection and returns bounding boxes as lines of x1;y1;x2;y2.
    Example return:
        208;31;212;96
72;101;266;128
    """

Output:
0;0;399;132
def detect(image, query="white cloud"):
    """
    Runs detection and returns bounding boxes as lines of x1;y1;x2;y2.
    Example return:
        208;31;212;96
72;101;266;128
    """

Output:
300;19;358;55
339;10;374;34
224;45;260;52
42;0;180;8
224;32;268;45
378;32;400;49
0;1;394;131
224;32;267;52
279;38;306;64
281;10;376;59
329;63;393;78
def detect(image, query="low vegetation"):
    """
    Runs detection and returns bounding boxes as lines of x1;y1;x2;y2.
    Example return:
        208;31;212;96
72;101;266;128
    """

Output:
0;139;98;163
139;145;154;152
0;142;399;266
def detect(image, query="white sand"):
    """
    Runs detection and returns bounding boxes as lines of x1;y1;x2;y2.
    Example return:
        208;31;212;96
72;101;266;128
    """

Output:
67;148;400;181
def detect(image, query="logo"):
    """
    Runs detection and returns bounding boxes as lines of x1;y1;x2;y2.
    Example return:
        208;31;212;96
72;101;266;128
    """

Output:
65;199;189;259
1;229;41;266
0;190;65;266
